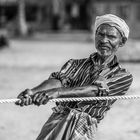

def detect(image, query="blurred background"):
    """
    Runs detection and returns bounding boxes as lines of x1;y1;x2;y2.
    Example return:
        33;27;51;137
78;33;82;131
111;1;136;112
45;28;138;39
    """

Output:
0;0;140;140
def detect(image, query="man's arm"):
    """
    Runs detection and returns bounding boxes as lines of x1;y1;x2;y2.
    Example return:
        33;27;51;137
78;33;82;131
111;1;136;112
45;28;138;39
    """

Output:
31;78;62;93
55;85;99;98
15;78;62;106
32;85;99;106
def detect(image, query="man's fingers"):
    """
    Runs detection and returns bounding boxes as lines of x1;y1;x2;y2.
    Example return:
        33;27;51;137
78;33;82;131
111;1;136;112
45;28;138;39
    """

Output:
15;99;22;105
19;98;26;106
33;92;49;106
40;95;49;105
34;95;43;105
42;98;49;105
15;96;33;106
29;97;33;104
33;93;40;102
24;97;31;106
33;92;43;102
25;95;33;105
34;94;42;104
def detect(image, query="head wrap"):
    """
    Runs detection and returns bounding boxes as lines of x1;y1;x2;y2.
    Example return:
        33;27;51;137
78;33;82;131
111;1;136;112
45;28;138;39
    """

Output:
94;14;129;39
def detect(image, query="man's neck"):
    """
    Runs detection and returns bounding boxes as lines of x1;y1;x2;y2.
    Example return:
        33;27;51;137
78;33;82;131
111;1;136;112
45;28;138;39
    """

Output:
99;54;115;65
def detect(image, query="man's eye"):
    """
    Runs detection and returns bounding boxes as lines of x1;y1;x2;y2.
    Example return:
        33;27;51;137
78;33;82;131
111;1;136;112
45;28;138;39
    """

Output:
109;35;116;39
98;33;104;37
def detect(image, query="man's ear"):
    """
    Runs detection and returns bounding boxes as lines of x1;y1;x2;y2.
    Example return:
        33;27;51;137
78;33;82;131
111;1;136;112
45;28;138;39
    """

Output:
120;37;127;47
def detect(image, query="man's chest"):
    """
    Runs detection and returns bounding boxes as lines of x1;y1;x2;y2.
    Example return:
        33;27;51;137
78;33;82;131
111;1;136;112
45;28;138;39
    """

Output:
69;63;105;86
69;61;118;87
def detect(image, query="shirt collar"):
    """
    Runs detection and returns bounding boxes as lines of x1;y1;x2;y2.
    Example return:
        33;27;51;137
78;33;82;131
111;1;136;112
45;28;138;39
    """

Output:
89;52;119;68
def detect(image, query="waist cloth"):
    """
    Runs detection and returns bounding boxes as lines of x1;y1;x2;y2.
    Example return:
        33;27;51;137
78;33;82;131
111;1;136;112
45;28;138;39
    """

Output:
36;108;98;140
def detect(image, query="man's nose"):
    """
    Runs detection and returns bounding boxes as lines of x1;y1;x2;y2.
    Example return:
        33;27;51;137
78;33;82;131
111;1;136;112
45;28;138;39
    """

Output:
101;36;109;43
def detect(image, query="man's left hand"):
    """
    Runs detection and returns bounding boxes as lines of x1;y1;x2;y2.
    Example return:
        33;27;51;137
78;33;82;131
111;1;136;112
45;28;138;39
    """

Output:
32;91;50;106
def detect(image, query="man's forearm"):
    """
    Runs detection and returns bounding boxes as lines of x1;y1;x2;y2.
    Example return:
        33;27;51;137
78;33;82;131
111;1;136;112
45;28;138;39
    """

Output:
31;78;62;94
31;84;99;105
30;79;99;99
49;85;99;98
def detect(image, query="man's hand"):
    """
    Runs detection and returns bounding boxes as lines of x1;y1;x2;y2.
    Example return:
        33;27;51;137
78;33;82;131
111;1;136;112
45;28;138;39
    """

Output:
32;88;59;106
15;89;33;106
32;90;50;106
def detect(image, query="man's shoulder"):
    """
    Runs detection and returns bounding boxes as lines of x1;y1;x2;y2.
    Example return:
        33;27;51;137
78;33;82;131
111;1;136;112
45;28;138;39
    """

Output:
75;52;98;64
64;53;97;67
116;64;133;77
108;64;133;84
67;56;91;65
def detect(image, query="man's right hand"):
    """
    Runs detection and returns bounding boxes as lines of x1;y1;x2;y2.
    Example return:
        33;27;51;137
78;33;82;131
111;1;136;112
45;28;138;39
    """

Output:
15;89;33;106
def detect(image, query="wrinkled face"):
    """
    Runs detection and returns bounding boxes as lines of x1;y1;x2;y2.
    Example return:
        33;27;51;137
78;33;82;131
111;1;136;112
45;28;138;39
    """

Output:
95;24;122;57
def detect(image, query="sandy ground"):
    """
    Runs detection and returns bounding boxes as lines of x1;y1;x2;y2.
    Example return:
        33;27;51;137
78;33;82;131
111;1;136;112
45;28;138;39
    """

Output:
0;39;140;140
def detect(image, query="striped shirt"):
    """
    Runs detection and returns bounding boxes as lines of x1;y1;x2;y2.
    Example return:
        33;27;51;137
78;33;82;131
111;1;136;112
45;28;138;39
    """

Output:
50;52;133;122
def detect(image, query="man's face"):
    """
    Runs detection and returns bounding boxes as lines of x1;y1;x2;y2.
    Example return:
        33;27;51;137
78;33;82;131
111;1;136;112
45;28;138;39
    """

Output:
95;24;122;57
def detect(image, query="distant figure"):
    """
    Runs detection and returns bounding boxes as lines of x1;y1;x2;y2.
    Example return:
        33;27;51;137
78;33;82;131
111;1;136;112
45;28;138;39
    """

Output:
16;14;133;140
71;3;80;29
51;0;61;31
0;16;9;49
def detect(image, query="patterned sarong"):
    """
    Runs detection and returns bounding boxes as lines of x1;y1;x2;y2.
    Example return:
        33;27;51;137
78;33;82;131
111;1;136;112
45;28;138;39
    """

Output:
36;109;97;140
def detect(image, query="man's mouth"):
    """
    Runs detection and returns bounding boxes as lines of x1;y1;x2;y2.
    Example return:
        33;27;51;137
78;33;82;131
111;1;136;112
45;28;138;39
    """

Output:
99;45;110;50
102;47;109;50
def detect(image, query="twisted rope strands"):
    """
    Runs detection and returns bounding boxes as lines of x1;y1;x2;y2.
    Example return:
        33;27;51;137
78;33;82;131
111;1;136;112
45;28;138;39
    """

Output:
0;95;140;104
0;99;19;104
51;95;140;102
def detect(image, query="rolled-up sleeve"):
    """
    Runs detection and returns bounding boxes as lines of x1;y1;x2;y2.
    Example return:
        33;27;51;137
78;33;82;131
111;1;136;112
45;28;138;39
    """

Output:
95;69;133;96
49;59;76;87
107;71;133;96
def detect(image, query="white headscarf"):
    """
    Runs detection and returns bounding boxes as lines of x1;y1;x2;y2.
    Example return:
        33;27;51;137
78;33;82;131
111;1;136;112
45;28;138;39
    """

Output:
94;14;129;39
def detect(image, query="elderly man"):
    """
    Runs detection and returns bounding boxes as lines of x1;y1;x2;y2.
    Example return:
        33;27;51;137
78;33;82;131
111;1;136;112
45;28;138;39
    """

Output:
16;14;133;140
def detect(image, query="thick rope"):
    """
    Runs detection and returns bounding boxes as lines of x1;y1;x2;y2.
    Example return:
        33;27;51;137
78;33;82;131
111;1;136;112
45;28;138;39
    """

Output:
0;95;140;104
